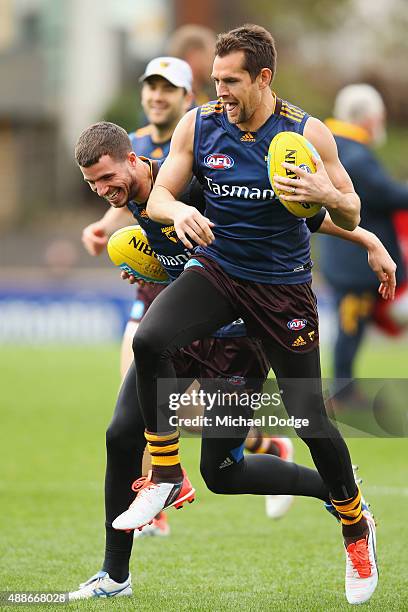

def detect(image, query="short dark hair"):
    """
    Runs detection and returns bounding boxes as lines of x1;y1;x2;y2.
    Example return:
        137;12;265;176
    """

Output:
215;24;277;83
74;121;132;167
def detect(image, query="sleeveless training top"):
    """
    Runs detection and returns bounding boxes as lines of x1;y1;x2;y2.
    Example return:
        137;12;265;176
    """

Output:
129;125;170;160
126;160;193;282
193;97;312;284
127;160;245;337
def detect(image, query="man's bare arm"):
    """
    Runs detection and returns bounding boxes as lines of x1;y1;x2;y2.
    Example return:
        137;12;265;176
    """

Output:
317;212;396;301
147;109;214;249
274;118;360;231
82;206;134;256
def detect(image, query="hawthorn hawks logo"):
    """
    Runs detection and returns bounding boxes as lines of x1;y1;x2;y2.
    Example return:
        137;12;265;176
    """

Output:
161;225;178;244
204;154;235;170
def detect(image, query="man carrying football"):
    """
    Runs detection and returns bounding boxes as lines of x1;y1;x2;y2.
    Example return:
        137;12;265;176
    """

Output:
70;111;395;601
116;24;383;604
81;56;194;381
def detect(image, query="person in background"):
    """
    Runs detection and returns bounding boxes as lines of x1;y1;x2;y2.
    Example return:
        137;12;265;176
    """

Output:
165;24;216;106
130;56;194;162
320;84;408;404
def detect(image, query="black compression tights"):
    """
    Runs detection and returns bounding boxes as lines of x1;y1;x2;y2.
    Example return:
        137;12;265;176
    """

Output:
103;360;330;582
133;269;356;500
102;364;146;583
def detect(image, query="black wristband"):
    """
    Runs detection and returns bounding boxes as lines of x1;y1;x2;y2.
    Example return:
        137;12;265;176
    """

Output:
306;207;326;233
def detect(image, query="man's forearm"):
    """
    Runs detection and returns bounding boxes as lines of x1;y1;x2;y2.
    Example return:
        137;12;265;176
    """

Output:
318;212;378;249
147;184;188;224
100;206;134;235
325;191;361;231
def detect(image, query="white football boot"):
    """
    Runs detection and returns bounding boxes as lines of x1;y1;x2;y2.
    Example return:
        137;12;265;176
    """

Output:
344;509;378;604
113;469;195;532
265;437;295;519
133;511;171;538
69;571;132;600
324;467;379;604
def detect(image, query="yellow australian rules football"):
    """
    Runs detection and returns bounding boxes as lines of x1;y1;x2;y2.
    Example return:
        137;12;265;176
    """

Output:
267;131;322;218
107;225;170;284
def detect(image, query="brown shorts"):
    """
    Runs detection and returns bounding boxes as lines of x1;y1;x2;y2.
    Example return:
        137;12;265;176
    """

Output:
129;284;166;323
129;281;270;387
172;335;270;391
190;255;319;354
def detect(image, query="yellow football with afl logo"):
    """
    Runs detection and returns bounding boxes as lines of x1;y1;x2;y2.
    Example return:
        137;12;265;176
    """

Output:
107;225;169;283
267;131;322;218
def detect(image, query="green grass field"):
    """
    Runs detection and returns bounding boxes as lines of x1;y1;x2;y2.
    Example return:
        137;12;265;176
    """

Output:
1;343;407;611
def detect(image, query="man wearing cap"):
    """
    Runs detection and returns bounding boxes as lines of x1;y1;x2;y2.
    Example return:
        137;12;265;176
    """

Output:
132;56;194;161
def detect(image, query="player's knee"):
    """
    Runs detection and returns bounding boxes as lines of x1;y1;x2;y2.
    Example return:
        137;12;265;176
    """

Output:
132;329;160;367
200;461;230;494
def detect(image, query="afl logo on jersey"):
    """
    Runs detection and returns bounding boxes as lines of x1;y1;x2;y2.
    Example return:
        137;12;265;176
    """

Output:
287;318;307;331
204;154;234;170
